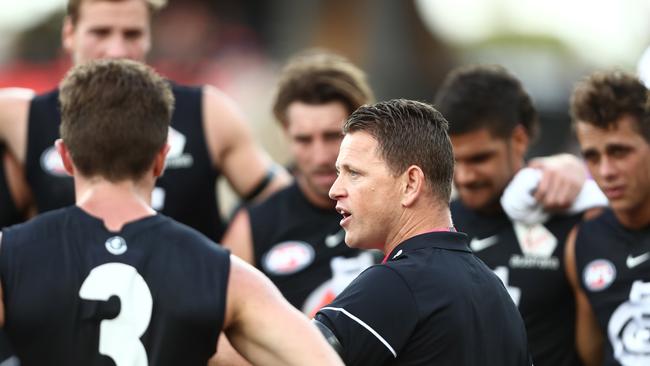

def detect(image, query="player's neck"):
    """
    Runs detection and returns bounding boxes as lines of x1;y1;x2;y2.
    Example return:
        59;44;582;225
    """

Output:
297;176;336;210
613;198;650;230
75;177;156;232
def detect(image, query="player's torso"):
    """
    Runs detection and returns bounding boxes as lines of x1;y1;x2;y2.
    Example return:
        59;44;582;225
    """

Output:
1;207;229;366
24;86;223;240
575;209;650;366
451;200;581;366
250;183;378;316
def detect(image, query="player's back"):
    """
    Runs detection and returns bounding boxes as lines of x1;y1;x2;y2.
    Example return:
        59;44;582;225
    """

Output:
0;206;230;366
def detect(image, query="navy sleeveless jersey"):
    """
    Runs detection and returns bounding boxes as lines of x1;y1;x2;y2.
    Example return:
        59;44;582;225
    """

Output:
249;182;378;316
575;209;650;366
451;200;582;366
0;145;22;228
25;85;225;240
0;206;230;365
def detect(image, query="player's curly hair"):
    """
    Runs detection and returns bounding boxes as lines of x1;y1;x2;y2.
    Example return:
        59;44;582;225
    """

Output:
570;70;650;142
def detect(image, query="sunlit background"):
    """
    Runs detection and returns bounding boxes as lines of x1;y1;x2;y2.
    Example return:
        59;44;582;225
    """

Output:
1;0;648;212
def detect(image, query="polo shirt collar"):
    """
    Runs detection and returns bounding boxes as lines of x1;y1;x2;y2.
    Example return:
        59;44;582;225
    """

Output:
384;231;471;263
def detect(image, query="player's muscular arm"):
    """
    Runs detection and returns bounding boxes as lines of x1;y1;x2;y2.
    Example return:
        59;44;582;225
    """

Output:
208;335;252;366
564;228;603;366
223;255;343;366
202;86;291;202
3;150;35;218
0;88;35;164
221;209;254;264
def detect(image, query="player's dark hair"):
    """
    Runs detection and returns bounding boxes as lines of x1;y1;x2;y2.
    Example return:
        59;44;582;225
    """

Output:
570;70;650;142
344;99;454;202
434;64;538;140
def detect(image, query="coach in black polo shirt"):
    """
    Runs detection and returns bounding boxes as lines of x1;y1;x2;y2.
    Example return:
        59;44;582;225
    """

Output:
314;99;531;366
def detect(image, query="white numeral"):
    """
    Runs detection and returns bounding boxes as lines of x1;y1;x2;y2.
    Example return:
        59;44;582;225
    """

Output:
79;263;153;366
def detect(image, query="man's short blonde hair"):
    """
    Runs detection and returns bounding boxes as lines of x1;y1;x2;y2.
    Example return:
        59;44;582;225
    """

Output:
67;0;167;24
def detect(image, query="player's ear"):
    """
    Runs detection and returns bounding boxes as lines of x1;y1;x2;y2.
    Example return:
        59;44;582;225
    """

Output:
510;124;530;161
401;165;425;207
55;139;75;176
153;143;170;178
62;17;75;55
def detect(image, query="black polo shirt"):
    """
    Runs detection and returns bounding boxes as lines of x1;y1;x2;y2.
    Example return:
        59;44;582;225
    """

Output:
315;231;531;366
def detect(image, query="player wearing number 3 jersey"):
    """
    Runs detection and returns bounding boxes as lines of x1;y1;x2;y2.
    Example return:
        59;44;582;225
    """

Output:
0;60;343;366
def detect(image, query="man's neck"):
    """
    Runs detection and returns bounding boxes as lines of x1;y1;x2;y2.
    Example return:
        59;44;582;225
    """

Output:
297;176;336;210
614;199;650;230
383;205;453;255
75;177;156;232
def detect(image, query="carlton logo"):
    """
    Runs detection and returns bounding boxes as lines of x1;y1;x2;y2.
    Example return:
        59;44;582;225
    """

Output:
262;241;315;276
40;146;67;176
583;259;617;292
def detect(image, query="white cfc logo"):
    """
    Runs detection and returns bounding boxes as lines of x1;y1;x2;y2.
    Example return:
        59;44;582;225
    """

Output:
608;280;650;365
105;236;127;255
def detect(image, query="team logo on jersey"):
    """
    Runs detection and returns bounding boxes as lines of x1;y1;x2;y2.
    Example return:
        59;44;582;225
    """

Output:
510;222;559;270
608;280;650;365
261;241;315;276
165;127;193;169
105;236;128;255
301;252;376;317
40;145;68;176
583;259;617;291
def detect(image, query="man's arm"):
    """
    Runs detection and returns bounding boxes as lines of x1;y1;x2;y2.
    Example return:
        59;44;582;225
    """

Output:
528;153;587;211
221;209;254;264
201;86;291;202
2;150;35;219
0;88;34;164
223;255;343;366
564;227;603;366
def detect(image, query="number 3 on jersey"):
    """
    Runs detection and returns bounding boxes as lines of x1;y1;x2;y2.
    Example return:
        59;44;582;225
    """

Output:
79;263;153;366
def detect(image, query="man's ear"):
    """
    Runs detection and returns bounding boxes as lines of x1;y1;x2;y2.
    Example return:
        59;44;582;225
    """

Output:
401;165;425;207
510;124;530;161
62;17;75;56
153;143;170;178
55;139;75;176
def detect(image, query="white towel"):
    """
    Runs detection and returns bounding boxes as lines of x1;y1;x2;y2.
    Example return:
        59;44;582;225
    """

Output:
501;168;609;225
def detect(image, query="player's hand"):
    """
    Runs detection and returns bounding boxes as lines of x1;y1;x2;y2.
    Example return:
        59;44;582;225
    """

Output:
528;153;587;212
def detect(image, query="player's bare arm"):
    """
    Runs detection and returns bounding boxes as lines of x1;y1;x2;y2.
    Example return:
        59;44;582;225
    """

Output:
0;88;34;164
3;150;35;218
221;209;254;264
201;86;291;202
223;255;343;366
564;227;603;366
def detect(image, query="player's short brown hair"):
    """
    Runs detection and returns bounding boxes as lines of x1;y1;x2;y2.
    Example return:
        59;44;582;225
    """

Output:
59;59;174;181
66;0;167;24
273;50;374;126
